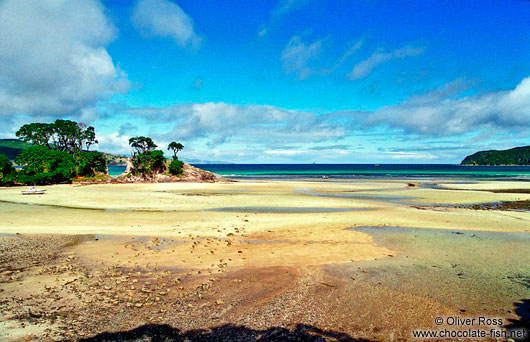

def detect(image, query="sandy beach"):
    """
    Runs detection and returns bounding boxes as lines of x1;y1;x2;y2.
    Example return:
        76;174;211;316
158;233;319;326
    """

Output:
0;179;529;341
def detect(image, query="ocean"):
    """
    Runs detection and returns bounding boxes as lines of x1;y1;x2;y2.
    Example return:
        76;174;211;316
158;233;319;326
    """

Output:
109;164;530;179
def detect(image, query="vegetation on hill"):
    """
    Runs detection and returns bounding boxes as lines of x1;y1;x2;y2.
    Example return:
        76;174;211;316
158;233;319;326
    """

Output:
0;139;33;160
126;137;184;178
101;152;129;166
168;141;184;175
0;138;127;166
1;120;109;185
461;146;530;165
1;124;191;185
0;138;33;149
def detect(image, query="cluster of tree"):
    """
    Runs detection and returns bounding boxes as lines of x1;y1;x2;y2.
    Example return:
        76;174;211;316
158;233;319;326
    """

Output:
0;121;187;185
16;120;97;153
0;120;107;185
461;146;530;165
128;137;184;178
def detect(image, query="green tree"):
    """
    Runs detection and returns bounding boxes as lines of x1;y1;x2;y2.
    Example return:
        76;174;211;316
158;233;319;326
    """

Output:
83;126;98;151
129;136;157;156
15;123;54;148
16;120;99;153
53;119;83;152
128;136;166;178
77;151;107;177
130;150;167;178
0;153;16;185
16;146;76;185
167;142;184;159
0;153;14;176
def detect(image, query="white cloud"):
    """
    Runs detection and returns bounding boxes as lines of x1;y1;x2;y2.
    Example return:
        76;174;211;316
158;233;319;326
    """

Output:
126;102;351;148
0;0;128;120
96;132;131;155
382;152;436;160
366;75;530;135
265;150;307;155
132;0;201;48
281;35;323;79
259;0;312;37
348;46;424;80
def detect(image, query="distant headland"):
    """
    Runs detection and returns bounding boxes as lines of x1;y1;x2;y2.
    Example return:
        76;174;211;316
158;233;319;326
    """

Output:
461;146;530;165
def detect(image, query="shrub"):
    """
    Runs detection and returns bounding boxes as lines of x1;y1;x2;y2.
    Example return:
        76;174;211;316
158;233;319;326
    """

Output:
168;159;184;176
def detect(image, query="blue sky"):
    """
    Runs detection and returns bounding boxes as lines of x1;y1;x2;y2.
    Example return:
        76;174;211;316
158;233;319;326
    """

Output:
1;0;530;163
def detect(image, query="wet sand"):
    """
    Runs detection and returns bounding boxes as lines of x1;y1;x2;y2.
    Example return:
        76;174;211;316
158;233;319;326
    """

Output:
0;179;529;341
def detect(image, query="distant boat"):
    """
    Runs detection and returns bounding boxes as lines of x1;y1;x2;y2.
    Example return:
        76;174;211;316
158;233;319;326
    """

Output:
21;187;46;195
322;176;328;179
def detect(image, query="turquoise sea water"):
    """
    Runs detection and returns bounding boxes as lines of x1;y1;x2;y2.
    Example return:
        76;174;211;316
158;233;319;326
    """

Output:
193;164;530;180
107;164;530;179
108;165;126;176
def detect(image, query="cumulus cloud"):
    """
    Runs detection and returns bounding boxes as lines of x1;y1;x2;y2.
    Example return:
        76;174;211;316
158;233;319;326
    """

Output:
96;132;132;155
132;0;201;48
348;46;424;80
126;102;352;148
0;0;128;121
281;35;323;80
259;0;312;37
366;75;530;135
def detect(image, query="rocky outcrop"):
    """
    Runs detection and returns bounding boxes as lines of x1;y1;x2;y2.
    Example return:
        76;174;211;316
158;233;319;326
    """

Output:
116;159;228;183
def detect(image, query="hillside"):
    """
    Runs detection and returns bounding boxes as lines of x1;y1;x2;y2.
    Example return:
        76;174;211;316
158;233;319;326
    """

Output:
0;139;32;160
101;152;129;166
0;139;128;165
461;146;530;165
0;138;33;150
